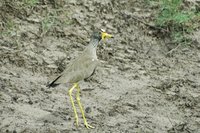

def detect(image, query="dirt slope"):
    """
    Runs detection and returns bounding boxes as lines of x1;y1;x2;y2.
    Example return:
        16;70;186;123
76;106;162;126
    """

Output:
1;0;200;133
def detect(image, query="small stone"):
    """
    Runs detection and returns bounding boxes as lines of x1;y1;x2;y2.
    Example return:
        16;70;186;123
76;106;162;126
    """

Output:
28;100;33;105
85;107;91;113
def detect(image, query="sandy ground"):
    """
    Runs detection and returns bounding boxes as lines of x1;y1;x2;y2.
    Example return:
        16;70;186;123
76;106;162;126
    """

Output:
1;0;200;133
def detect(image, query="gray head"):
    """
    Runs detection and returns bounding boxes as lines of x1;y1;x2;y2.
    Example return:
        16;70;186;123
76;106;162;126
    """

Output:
90;31;102;41
90;29;113;41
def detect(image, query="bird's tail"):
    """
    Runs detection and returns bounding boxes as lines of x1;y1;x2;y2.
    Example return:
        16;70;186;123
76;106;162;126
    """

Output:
46;75;62;88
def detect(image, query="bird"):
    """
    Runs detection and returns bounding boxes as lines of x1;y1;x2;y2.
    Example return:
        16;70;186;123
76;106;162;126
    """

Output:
47;29;113;129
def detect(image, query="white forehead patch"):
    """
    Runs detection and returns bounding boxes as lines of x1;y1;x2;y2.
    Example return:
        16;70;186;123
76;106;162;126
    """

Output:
101;29;105;32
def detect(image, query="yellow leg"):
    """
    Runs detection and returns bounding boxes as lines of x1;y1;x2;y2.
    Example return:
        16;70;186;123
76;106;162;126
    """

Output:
68;84;79;127
75;83;94;129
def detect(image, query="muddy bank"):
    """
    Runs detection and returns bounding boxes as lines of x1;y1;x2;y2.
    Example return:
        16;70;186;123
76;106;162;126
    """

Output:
1;0;200;133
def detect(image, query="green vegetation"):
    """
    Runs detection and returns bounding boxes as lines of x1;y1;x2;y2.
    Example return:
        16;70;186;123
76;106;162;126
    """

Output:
155;0;199;44
22;0;39;7
0;0;72;37
0;0;38;37
0;19;17;36
41;13;57;35
41;10;73;36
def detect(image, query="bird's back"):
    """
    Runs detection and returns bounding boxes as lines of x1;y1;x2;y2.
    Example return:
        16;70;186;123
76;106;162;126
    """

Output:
47;48;99;87
47;33;101;87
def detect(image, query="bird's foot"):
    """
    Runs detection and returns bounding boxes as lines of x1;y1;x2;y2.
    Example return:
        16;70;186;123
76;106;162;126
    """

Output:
84;122;94;129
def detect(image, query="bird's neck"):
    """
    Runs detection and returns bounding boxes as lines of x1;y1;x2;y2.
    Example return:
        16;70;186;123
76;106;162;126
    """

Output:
84;38;100;58
88;38;100;48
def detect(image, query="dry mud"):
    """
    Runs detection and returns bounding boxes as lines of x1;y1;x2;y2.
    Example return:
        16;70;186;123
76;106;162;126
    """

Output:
1;0;200;133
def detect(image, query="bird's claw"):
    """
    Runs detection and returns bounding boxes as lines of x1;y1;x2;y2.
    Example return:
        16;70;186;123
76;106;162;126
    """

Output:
85;123;94;129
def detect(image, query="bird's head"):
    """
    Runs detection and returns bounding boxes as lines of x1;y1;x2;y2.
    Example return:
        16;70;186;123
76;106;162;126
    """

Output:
101;29;113;40
91;29;113;41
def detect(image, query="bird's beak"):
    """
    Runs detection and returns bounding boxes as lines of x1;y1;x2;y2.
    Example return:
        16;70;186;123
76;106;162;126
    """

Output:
101;32;113;40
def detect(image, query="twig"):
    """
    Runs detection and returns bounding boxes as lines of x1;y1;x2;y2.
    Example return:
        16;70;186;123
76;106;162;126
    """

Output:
166;43;181;56
29;31;41;39
145;42;153;55
131;15;169;32
20;17;40;24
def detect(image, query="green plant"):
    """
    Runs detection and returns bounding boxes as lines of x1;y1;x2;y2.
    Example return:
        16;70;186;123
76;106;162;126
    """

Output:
0;19;17;36
40;9;73;36
156;0;196;44
42;15;56;34
23;0;39;7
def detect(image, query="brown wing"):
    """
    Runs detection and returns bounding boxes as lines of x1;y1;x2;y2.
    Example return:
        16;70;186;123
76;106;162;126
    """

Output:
52;56;99;84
